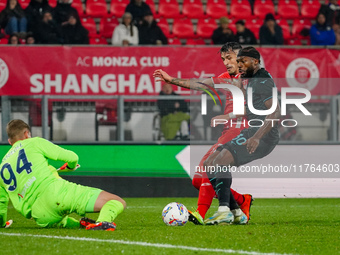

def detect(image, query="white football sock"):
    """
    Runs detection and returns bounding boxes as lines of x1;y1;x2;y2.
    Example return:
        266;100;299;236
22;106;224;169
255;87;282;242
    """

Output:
231;208;243;217
218;206;230;212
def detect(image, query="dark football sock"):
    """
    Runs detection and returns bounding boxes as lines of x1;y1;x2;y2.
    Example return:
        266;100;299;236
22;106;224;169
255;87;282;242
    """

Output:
215;166;232;207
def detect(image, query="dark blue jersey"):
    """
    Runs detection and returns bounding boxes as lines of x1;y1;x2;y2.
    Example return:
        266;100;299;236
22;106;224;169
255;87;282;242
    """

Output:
245;68;280;144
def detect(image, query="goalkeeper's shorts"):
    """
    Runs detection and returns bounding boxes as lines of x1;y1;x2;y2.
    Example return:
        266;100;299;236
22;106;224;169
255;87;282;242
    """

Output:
31;178;102;228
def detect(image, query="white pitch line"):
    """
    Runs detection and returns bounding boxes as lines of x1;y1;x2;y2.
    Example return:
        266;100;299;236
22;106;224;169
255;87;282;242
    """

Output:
0;232;293;255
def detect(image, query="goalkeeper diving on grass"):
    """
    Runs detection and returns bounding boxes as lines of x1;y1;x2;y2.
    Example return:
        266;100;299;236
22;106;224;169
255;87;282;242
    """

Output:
0;119;125;231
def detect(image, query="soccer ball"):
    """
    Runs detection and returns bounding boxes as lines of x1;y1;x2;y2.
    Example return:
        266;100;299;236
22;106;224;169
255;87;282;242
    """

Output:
162;202;189;226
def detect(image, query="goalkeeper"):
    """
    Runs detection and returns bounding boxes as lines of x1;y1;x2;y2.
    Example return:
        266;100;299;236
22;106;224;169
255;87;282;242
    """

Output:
0;119;125;231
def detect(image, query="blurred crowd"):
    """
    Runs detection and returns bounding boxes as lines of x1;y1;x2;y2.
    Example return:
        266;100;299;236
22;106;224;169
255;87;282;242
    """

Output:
0;0;168;45
212;0;340;46
0;0;339;46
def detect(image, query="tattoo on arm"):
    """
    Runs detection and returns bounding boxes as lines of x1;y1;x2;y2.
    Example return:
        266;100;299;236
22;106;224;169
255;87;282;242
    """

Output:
170;78;190;89
170;78;211;90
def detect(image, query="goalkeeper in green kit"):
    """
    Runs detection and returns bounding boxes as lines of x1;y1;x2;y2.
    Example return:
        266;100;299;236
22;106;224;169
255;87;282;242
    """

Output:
0;119;126;231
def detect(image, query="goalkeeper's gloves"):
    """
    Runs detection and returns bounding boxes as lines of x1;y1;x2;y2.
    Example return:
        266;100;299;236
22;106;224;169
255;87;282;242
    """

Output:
57;163;81;172
4;220;13;228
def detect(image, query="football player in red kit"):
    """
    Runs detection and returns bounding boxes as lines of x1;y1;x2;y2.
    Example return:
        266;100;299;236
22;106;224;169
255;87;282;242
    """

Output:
153;42;253;225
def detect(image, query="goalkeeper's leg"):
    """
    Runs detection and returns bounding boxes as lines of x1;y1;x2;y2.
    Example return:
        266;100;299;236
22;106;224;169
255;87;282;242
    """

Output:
85;191;126;231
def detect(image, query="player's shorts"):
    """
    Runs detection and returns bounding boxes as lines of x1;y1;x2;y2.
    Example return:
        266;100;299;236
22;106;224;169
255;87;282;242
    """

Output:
216;128;278;167
192;128;243;189
31;179;102;228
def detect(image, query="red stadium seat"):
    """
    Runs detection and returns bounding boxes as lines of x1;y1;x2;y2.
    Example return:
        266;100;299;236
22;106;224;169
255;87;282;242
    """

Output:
17;0;29;9
246;18;262;39
186;38;206;45
301;0;321;19
230;0;252;19
155;18;170;37
168;38;181;45
206;0;228;19
286;38;302;45
277;0;299;19
158;0;180;18
144;0;157;16
100;17;119;38
85;0;108;18
276;19;291;39
254;0;275;19
185;38;196;45
196;18;216;38
182;0;205;19
48;0;57;8
110;0;129;18
81;17;98;37
0;0;6;12
172;18;195;38
71;0;84;17
90;37;108;45
292;19;312;38
0;38;8;44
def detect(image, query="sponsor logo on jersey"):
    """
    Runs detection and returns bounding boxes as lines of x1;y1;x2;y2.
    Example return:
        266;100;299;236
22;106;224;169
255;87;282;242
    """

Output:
18;176;36;201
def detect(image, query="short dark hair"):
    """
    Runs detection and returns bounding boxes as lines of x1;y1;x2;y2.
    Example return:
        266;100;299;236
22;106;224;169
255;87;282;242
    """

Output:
237;46;261;63
235;20;245;26
219;42;242;54
7;119;31;141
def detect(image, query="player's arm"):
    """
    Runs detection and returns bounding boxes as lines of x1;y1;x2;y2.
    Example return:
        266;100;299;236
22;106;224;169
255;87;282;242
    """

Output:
0;186;9;228
153;69;212;90
244;98;281;154
35;137;79;169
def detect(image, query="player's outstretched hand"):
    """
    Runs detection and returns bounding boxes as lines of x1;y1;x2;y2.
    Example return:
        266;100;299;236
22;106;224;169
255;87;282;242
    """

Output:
153;69;172;83
57;163;81;171
4;220;13;228
243;137;260;154
211;114;230;127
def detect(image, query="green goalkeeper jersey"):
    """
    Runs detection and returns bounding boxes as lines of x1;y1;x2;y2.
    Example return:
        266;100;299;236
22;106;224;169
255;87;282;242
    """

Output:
0;137;78;226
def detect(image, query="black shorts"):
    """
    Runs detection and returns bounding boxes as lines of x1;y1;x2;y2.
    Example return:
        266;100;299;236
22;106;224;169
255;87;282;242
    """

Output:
216;128;278;167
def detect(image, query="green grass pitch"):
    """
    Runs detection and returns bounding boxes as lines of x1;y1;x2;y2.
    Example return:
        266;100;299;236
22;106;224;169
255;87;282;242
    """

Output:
0;198;339;255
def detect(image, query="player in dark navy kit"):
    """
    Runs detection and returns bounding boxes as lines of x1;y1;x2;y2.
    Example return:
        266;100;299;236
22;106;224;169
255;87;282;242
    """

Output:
153;43;253;225
204;46;281;225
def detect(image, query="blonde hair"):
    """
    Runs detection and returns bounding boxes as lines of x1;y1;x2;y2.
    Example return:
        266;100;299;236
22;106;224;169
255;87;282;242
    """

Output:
6;119;31;142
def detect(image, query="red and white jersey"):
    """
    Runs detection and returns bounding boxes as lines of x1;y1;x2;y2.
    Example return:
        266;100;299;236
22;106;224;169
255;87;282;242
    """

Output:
215;72;248;133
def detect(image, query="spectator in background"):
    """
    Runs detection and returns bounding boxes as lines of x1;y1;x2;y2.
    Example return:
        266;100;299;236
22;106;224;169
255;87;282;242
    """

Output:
139;11;167;45
25;0;53;33
259;13;283;45
8;33;19;44
125;0;152;26
310;13;336;45
26;33;35;44
212;17;235;45
235;20;257;45
0;0;27;37
35;11;63;44
157;83;190;140
334;24;340;44
62;14;88;44
112;12;138;46
53;0;79;26
319;0;340;26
